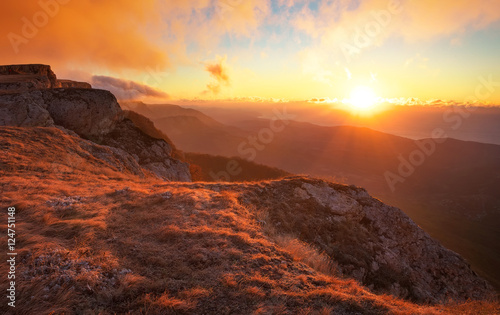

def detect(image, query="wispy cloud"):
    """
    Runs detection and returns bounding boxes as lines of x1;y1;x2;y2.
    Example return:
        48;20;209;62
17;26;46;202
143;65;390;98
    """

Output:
203;56;230;95
91;75;169;100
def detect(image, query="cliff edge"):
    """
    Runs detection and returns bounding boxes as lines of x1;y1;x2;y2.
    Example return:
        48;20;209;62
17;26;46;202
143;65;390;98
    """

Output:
0;64;191;182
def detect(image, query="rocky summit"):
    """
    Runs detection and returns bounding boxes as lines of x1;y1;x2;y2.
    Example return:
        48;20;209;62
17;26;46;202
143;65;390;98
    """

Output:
0;64;190;182
0;64;91;93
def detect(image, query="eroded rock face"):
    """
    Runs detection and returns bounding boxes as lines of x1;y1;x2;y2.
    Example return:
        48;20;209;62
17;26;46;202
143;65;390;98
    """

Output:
0;92;54;127
0;64;57;78
0;64;192;182
0;89;123;137
41;88;123;137
96;119;191;182
238;177;496;304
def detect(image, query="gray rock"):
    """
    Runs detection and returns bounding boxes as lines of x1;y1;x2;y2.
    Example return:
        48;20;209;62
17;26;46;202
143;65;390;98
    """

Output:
0;88;123;137
240;177;497;304
41;88;123;137
302;182;362;219
96;119;191;182
0;91;54;127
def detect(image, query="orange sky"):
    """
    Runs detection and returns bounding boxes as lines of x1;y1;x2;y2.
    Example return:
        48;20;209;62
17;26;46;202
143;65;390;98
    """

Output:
1;0;500;105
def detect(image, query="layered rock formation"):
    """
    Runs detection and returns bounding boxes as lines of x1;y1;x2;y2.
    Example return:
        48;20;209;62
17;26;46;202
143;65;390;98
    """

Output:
0;64;190;182
0;64;91;93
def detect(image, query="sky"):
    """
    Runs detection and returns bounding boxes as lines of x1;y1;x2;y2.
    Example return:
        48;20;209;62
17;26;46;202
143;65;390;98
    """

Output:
1;0;500;104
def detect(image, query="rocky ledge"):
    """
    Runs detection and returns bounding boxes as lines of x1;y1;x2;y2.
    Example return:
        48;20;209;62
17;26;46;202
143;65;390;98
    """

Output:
0;64;91;93
0;64;191;182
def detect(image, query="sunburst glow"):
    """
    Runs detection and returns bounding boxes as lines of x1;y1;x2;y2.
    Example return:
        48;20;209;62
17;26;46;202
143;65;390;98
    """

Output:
349;86;378;111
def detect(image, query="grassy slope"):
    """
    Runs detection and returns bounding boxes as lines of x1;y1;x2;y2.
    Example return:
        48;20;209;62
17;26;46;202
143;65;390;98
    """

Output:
0;127;498;314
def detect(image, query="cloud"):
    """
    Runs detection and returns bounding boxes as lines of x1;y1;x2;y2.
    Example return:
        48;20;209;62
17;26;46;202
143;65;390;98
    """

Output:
0;1;270;73
396;0;500;41
293;0;500;47
91;75;169;100
203;56;230;95
1;1;168;71
206;58;230;84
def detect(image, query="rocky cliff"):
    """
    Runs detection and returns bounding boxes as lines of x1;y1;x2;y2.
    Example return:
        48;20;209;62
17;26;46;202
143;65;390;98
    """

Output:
0;64;191;182
0;64;91;93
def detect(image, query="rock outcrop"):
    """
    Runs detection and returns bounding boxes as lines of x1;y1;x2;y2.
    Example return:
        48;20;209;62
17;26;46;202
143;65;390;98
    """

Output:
0;64;191;182
0;64;91;93
0;91;55;128
56;79;92;89
237;177;496;303
0;64;57;92
0;88;122;137
96;119;191;182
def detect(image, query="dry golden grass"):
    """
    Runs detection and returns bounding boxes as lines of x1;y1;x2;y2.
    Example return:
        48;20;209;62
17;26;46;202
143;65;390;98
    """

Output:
0;126;498;314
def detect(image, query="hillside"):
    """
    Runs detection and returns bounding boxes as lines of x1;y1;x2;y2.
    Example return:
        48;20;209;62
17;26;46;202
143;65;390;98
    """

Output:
120;101;245;156
0;65;190;182
127;102;500;293
0;65;498;314
1;126;498;314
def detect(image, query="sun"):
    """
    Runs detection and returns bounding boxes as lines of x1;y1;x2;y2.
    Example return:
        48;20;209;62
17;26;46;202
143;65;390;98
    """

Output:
348;86;378;111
